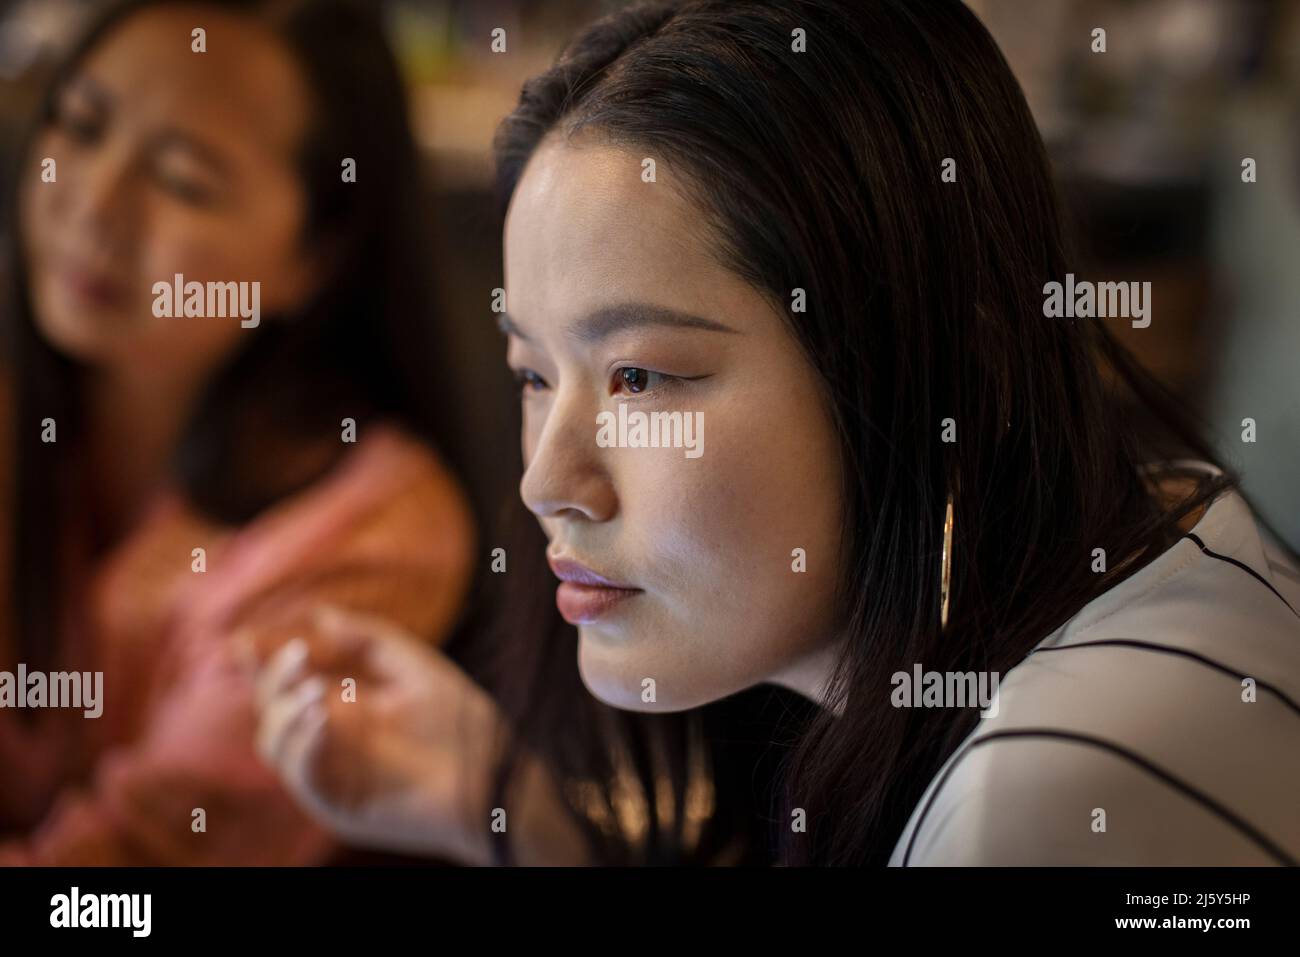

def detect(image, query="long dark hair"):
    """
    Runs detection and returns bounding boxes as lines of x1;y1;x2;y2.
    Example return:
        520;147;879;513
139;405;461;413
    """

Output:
483;0;1239;865
1;0;451;674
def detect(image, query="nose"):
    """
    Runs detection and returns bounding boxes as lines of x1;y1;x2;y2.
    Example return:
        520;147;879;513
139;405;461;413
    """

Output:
519;389;618;524
59;141;136;257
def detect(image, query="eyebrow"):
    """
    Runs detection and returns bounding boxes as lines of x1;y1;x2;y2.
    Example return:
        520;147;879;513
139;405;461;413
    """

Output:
498;303;739;344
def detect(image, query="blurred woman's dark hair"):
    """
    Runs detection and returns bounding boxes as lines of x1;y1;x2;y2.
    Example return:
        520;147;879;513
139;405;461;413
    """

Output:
480;0;1247;865
1;0;455;674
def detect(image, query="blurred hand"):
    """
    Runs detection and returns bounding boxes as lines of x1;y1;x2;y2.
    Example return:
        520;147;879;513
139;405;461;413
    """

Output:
252;605;504;864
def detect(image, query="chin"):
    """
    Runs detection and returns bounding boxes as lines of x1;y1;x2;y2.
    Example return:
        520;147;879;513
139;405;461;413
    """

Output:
576;636;721;713
35;314;109;361
32;296;120;362
577;643;654;711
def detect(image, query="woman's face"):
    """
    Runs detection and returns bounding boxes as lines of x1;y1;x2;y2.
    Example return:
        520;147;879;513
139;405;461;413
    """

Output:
20;5;321;374
504;135;845;712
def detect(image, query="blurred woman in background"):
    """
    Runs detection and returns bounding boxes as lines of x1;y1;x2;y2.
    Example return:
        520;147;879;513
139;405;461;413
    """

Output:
0;0;473;864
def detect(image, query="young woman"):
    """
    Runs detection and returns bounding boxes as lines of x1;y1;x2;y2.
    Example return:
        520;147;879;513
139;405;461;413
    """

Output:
0;0;474;864
257;0;1299;866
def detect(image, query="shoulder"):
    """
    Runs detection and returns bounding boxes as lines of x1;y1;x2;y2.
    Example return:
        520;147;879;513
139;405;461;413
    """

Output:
249;420;475;558
892;489;1300;866
890;723;1294;865
172;420;477;645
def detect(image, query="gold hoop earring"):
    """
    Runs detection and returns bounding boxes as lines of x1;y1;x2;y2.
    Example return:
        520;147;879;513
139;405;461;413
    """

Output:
939;492;954;632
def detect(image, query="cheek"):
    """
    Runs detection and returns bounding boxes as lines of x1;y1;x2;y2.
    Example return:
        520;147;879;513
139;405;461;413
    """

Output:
650;429;842;608
19;149;60;258
632;393;841;606
137;214;261;284
608;386;842;704
520;400;543;465
115;216;260;361
238;180;311;312
139;185;305;310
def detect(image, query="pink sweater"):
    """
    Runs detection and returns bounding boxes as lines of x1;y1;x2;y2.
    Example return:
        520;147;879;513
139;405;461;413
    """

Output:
0;424;474;865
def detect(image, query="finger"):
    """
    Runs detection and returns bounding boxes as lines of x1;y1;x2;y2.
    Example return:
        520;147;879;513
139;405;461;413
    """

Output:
256;674;327;769
254;636;310;712
294;604;379;671
274;704;332;811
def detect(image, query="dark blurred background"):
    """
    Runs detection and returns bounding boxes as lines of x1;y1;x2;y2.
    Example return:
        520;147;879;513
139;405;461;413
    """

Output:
1;0;1296;547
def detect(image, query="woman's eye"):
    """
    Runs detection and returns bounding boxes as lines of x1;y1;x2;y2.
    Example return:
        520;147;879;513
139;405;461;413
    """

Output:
156;171;214;205
613;367;673;395
154;161;218;206
51;103;101;143
513;368;549;393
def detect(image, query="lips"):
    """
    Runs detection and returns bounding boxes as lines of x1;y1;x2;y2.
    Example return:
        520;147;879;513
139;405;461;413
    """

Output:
547;554;642;625
58;260;126;308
